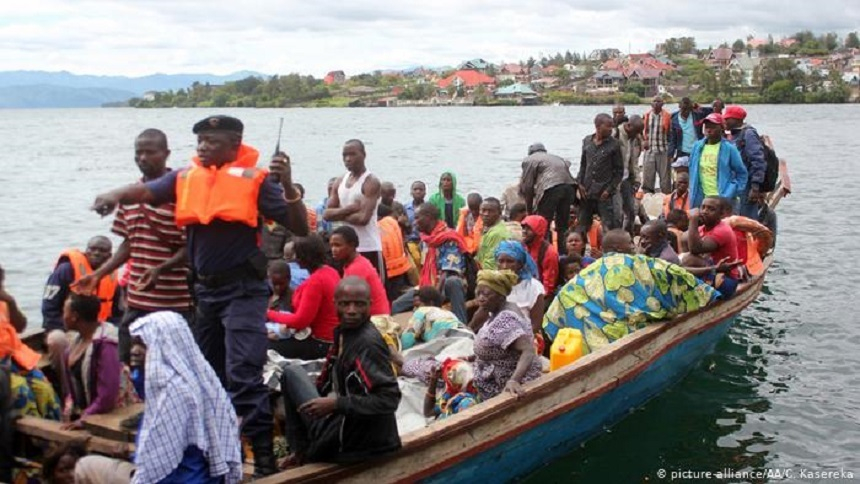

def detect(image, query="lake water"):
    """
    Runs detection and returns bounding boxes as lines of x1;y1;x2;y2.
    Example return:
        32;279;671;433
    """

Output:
2;105;858;482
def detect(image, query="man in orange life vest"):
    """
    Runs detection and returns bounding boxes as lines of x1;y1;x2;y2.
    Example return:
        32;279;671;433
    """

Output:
91;115;308;476
41;236;121;332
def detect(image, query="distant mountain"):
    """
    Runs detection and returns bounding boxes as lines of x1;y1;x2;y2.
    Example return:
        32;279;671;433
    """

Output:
0;84;137;108
0;70;266;108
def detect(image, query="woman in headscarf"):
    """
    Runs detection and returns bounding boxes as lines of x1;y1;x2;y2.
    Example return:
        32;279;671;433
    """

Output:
428;171;465;229
472;270;542;399
520;215;559;297
130;311;242;483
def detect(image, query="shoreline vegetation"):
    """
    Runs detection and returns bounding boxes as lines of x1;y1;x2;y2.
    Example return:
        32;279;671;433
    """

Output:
126;30;860;109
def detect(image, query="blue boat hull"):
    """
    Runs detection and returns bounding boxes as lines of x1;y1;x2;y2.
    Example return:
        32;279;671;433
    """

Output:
424;316;736;483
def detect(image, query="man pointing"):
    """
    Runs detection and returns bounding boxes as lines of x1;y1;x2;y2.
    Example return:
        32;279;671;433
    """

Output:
91;115;307;476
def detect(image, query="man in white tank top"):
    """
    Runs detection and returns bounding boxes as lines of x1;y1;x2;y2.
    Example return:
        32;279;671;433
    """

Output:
323;139;386;280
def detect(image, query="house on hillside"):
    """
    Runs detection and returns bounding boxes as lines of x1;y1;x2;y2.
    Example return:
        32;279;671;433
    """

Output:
728;54;761;87
497;63;528;83
323;70;346;85
494;83;539;104
591;70;625;88
705;47;736;68
624;66;662;94
437;70;496;95
459;58;492;71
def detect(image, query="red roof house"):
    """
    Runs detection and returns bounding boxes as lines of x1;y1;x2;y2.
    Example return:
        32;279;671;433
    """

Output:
437;70;496;89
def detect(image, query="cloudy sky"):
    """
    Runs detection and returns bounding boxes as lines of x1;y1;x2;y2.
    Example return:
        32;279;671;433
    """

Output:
2;1;859;77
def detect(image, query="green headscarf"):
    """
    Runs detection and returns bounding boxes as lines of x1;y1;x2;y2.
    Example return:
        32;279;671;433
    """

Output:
428;170;466;228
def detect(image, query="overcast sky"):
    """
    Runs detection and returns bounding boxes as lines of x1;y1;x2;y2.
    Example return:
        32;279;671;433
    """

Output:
2;1;859;77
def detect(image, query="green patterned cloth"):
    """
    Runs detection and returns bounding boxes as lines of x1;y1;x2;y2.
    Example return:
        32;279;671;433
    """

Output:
543;253;719;353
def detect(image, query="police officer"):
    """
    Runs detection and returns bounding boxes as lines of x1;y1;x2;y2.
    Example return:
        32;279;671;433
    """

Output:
91;115;307;476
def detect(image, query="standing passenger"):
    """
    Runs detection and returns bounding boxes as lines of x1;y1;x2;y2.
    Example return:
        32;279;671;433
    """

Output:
642;95;672;194
577;113;623;235
429;171;465;229
324;140;385;278
519;142;576;253
74;129;191;364
688;113;748;210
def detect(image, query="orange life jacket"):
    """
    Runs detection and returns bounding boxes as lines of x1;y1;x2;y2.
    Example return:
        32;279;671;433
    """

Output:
455;207;483;254
175;144;268;228
725;216;773;277
663;191;690;216
378;216;411;277
57;249;118;322
588;220;602;252
0;301;41;371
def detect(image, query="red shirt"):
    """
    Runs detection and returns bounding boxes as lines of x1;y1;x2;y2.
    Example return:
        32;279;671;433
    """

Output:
267;265;340;342
699;220;740;279
344;255;391;316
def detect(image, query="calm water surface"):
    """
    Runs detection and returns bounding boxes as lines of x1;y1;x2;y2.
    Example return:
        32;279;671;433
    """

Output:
1;105;858;482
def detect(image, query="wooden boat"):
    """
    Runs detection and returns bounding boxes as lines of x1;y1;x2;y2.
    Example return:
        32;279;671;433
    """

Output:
258;164;791;484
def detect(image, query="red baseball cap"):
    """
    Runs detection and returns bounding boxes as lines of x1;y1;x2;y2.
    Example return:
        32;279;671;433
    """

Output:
703;112;723;125
723;105;747;120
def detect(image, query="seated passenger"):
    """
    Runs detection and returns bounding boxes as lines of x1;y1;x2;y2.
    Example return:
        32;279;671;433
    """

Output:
42;236;121;332
476;197;513;270
543;230;719;353
505;202;527;241
665;208;689;253
278;277;401;466
565;231;596;267
662;171;691;216
107;312;242;483
521;215;559;297
423;358;480;419
54;294;138;429
41;442;87;484
683;196;742;297
1;266;60;420
391;203;469;322
330;226;390;316
470;240;545;336
283;241;309;290
268;260;293;312
456;193;484;255
129;338;146;400
638;220;681;265
472;270;542;399
401;287;464;350
558;254;584;288
267;235;340;360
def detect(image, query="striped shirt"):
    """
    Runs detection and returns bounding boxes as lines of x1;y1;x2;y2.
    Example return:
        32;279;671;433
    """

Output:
112;177;191;311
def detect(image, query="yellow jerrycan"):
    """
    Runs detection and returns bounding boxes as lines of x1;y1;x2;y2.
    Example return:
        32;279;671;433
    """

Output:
549;328;584;371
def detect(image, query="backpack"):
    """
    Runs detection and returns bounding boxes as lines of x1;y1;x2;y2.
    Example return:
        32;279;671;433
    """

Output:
737;127;779;193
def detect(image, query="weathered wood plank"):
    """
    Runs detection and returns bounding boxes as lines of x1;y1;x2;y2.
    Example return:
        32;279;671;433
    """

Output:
16;417;133;457
83;403;144;442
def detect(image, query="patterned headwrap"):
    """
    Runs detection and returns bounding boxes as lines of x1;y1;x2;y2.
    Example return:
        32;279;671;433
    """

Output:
476;269;519;297
130;312;242;484
494;240;539;282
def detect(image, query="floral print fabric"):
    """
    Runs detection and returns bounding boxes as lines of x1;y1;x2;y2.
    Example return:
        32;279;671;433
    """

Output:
543;254;719;353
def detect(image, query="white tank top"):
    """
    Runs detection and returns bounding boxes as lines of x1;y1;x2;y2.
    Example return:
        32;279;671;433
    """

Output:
337;170;381;252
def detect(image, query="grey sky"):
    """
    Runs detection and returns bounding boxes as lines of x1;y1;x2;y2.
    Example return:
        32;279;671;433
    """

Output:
1;1;858;76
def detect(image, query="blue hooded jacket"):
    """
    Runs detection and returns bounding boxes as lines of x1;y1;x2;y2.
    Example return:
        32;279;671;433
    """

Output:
688;138;748;209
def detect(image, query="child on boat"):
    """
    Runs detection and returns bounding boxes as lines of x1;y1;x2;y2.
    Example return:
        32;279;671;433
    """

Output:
401;287;464;350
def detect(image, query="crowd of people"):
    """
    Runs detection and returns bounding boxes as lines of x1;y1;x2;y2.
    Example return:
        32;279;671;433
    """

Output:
0;101;777;482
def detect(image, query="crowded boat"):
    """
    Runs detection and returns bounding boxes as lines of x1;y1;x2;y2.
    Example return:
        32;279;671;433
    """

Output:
1;98;780;483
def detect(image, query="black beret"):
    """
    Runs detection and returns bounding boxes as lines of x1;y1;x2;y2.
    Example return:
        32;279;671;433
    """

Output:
192;115;244;134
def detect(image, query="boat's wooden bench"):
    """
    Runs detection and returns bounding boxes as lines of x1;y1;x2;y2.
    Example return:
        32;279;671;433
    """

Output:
16;417;134;457
82;403;144;442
